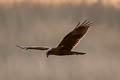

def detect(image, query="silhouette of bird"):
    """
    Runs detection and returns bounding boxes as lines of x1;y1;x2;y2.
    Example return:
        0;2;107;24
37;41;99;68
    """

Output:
17;20;92;57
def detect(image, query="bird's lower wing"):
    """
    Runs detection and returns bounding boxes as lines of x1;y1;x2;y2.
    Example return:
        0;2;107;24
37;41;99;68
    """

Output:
16;45;49;50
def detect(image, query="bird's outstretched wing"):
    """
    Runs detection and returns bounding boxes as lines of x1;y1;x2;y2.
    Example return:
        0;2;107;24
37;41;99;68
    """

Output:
17;45;49;50
57;20;92;51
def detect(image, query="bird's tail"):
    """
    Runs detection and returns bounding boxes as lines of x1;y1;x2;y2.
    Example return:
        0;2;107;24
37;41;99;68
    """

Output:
71;51;86;55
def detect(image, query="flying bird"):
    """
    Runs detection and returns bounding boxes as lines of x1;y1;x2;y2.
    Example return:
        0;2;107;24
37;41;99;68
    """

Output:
17;20;92;57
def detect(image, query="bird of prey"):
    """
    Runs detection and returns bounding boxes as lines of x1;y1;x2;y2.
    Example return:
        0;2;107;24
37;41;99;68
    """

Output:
17;20;92;57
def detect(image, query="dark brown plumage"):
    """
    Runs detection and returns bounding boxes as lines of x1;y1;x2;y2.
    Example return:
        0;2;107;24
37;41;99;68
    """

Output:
17;20;92;57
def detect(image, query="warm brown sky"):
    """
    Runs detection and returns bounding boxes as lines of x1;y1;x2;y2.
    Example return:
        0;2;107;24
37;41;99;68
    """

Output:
0;0;120;8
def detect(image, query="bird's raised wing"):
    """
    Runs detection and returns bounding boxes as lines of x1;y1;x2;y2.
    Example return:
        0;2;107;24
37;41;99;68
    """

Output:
57;20;92;51
17;45;49;50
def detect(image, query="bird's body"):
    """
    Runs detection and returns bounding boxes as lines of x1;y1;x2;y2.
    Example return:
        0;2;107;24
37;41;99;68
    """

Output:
47;48;86;57
17;20;92;57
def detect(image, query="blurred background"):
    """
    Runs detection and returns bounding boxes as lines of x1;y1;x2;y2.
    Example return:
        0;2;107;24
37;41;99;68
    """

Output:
0;0;120;80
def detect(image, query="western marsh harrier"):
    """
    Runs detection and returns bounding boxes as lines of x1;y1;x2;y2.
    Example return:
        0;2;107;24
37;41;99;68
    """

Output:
17;20;91;57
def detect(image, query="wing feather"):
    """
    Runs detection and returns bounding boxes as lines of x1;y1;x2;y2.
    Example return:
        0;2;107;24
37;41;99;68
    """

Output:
17;45;49;50
57;20;91;51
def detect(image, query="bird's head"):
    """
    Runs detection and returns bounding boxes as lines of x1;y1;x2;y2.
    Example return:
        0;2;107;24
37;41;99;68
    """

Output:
46;48;55;58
